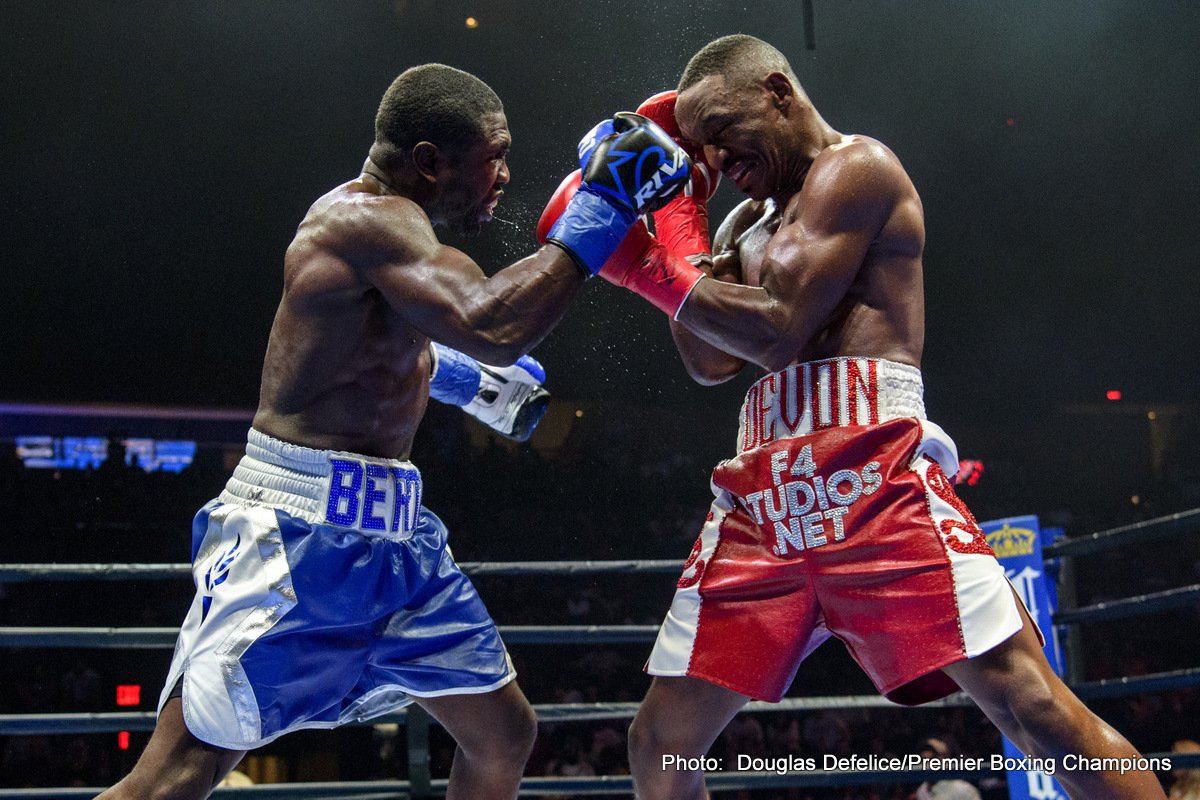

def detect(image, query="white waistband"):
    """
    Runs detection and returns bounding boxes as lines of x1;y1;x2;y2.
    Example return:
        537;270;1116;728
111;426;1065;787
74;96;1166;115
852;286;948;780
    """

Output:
219;429;423;538
736;358;925;454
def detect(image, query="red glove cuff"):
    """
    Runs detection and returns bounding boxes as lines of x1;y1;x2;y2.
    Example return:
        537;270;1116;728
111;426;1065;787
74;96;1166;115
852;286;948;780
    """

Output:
599;221;705;319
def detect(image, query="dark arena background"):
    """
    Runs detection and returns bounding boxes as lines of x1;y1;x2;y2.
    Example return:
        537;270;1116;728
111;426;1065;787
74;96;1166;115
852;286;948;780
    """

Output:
2;1;1198;798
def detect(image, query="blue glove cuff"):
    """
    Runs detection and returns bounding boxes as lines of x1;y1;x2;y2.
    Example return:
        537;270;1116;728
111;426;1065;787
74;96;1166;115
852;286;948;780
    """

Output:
546;188;636;276
428;343;481;407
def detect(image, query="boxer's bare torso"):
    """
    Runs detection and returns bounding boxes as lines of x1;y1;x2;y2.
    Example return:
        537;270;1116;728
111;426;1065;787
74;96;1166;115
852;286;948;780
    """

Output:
253;175;434;460
712;134;926;369
252;110;581;460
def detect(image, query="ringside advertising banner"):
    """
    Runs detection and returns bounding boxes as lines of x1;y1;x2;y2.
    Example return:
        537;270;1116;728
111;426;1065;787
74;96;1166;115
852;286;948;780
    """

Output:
984;515;1067;800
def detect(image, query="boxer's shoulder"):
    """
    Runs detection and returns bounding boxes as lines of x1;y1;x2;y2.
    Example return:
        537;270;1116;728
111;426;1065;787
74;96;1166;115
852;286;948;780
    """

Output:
784;136;924;261
793;135;911;214
289;181;436;273
329;180;434;246
714;198;768;252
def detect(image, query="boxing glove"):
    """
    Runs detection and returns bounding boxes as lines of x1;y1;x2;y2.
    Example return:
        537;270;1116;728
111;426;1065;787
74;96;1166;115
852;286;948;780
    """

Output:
544;112;692;276
429;343;550;442
538;172;704;319
635;91;720;260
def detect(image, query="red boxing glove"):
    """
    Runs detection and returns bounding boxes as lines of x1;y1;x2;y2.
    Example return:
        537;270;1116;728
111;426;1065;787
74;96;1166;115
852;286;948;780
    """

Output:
635;90;686;139
635;91;720;259
539;171;704;318
537;171;579;245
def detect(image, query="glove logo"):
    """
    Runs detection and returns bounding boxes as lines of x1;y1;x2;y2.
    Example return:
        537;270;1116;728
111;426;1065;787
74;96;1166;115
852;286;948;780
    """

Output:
594;143;638;208
594;142;687;212
634;147;689;209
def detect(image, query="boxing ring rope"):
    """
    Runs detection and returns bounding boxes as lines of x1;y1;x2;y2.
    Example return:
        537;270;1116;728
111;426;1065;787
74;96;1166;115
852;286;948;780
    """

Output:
1;508;1198;797
1041;507;1200;558
0;694;979;737
0;625;663;648
2;666;1198;738
0;560;685;583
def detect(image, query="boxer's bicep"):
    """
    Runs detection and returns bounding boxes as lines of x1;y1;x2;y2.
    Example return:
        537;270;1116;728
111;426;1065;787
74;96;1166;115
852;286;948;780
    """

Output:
759;148;896;337
366;240;501;354
754;217;874;356
360;212;579;364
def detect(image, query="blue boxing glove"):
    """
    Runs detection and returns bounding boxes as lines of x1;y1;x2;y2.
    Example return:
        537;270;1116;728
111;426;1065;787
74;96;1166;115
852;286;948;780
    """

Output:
428;343;550;442
545;111;692;276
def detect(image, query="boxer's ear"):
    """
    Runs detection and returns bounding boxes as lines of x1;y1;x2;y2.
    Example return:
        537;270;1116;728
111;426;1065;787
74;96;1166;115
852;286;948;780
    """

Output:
412;141;439;184
764;72;793;111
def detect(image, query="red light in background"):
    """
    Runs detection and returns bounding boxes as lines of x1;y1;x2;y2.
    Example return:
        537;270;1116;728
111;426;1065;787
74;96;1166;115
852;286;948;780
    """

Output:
1006;117;1016;127
955;460;985;486
1106;390;1122;401
116;685;141;707
118;731;130;750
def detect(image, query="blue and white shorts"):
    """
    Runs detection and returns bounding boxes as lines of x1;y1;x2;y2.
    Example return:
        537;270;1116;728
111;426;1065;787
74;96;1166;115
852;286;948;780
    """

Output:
159;429;515;750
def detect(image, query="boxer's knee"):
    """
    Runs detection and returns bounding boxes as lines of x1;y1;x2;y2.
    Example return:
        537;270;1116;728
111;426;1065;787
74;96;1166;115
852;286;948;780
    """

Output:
1002;679;1070;743
101;762;222;800
969;655;1089;754
627;710;657;765
630;676;748;773
464;696;538;767
629;706;694;768
498;700;539;764
629;712;711;800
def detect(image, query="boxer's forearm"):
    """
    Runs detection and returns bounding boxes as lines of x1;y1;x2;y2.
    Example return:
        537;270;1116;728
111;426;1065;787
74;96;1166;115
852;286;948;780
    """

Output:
424;246;583;367
669;320;745;385
675;279;809;373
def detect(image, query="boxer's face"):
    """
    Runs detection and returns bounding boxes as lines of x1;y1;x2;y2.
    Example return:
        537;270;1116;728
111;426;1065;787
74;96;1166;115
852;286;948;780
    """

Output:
437;112;511;236
678;75;783;202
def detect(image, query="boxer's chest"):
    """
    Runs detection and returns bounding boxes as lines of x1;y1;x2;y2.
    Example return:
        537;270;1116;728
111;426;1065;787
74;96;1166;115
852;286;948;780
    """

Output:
735;204;783;287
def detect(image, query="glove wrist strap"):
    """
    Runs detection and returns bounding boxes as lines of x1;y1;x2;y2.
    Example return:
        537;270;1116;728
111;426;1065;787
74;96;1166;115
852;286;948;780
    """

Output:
546;188;636;275
627;249;707;318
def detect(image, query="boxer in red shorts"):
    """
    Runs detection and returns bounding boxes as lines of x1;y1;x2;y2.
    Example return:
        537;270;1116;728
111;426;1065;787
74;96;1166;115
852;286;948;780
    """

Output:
561;34;1166;800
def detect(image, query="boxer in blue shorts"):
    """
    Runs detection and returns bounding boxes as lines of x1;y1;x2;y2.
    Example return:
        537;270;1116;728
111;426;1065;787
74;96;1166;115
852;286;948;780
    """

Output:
99;64;690;799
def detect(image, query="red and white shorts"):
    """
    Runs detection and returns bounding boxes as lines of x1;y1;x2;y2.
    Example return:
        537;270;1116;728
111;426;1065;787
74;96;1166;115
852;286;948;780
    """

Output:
647;358;1027;705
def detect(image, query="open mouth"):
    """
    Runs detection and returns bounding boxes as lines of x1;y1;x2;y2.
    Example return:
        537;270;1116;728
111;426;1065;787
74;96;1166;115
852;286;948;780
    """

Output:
725;159;754;191
484;191;503;216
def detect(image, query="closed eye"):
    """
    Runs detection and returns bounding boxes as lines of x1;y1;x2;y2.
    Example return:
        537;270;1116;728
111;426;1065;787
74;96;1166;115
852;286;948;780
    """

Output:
701;118;735;147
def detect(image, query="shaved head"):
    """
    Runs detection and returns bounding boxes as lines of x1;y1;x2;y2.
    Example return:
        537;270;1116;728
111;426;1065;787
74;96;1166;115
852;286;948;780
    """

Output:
678;34;798;93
